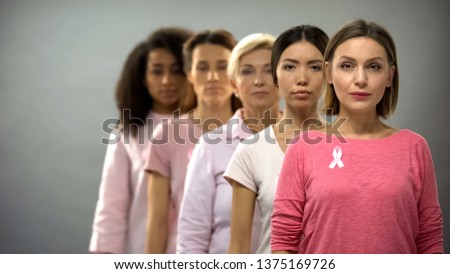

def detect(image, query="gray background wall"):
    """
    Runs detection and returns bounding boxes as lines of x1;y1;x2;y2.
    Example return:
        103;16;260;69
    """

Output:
0;0;448;253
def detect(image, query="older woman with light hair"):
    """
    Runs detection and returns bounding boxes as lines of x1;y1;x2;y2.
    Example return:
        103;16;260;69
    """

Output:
176;33;280;253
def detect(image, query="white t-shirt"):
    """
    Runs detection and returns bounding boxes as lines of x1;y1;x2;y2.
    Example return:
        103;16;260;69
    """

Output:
224;126;285;253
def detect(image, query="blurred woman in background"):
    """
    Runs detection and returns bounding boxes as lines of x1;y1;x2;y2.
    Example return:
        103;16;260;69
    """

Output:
90;27;192;254
145;29;239;253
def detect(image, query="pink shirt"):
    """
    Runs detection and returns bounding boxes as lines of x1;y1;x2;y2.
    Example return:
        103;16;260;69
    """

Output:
145;113;203;253
177;109;261;253
271;130;443;254
90;111;171;254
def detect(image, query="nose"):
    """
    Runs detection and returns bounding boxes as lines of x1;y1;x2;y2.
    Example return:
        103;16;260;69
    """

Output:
207;69;219;81
162;71;172;84
354;67;368;87
254;72;265;87
296;67;308;86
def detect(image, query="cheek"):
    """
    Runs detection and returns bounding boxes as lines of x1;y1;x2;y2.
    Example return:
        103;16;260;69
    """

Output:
220;71;231;83
312;73;325;86
190;73;206;87
277;73;293;93
330;71;350;92
236;78;251;94
146;75;159;91
173;75;186;87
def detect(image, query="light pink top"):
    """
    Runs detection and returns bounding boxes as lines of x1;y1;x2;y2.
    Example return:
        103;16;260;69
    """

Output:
177;109;262;253
90;111;171;254
145;113;203;253
271;130;444;254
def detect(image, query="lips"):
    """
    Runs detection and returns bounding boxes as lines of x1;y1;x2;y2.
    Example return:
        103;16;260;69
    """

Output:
291;90;311;99
350;91;370;100
159;89;177;97
252;90;269;96
205;86;223;94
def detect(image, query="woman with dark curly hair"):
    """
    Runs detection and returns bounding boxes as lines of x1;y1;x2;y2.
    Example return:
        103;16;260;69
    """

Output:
90;27;192;254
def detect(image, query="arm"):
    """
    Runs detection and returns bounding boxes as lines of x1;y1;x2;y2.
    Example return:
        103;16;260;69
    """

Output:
89;135;130;254
177;140;214;254
415;138;444;253
228;179;256;254
271;141;304;254
144;122;172;253
145;172;170;254
224;141;259;253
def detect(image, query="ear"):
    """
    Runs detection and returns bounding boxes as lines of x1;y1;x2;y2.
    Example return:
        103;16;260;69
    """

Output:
325;61;333;84
230;79;239;97
386;65;395;87
187;71;194;85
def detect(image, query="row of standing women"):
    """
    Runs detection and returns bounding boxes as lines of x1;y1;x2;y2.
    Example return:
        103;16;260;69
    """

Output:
90;19;443;254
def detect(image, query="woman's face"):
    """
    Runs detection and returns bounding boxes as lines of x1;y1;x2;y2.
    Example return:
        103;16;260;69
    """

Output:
276;41;325;111
187;43;233;107
326;37;394;116
233;48;278;114
145;48;186;113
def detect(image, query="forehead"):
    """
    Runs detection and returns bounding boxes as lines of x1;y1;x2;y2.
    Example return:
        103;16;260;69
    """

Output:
240;48;272;66
192;43;231;61
147;48;176;64
334;37;388;60
280;41;323;61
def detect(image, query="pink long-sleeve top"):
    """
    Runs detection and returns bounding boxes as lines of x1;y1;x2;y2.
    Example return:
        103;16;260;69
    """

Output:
177;109;261;253
145;113;203;253
90;111;171;254
271;130;443;254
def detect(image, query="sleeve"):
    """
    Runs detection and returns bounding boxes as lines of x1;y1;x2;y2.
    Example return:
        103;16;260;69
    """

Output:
415;138;444;253
177;137;215;253
145;122;170;177
271;140;305;253
89;133;131;253
223;141;257;193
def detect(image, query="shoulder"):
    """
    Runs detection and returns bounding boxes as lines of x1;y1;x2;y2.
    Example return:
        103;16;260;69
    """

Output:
242;126;274;145
386;129;429;149
289;130;325;147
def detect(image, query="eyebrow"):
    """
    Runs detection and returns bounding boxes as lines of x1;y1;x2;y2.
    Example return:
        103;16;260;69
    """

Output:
281;58;323;64
150;62;179;67
338;56;385;62
241;63;271;68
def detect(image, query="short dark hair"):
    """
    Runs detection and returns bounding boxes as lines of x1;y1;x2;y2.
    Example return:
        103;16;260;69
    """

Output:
323;19;399;118
115;27;192;136
271;25;329;86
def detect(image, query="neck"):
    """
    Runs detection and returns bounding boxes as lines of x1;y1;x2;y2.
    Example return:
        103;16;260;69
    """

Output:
273;104;322;153
151;103;177;115
335;110;388;138
191;101;234;132
278;104;321;132
242;103;281;133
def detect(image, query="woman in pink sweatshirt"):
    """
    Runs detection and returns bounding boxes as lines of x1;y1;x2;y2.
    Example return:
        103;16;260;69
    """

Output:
89;27;192;253
145;29;240;253
271;19;443;254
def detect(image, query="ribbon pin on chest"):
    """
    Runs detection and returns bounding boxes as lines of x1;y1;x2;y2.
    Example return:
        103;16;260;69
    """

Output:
329;146;344;169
